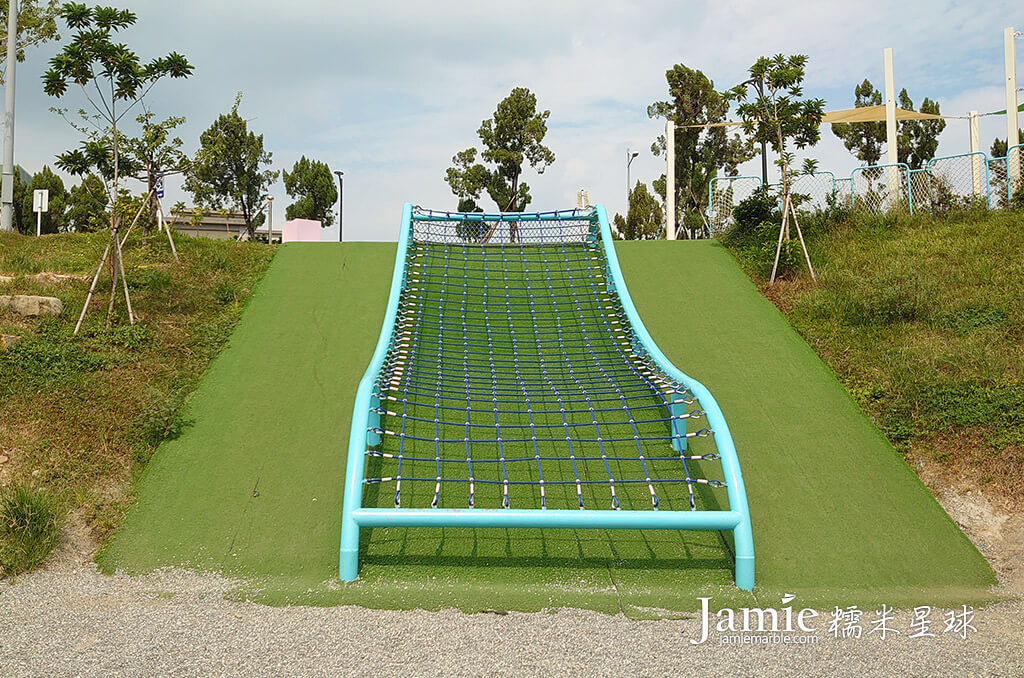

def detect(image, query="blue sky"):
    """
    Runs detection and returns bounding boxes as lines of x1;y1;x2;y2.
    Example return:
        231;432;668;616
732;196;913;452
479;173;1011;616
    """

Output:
6;0;1022;240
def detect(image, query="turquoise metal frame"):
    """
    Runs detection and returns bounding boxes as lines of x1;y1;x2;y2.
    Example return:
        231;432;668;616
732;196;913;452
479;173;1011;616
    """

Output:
339;203;755;590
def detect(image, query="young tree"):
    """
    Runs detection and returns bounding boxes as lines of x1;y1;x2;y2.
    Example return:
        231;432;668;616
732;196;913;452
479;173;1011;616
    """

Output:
728;54;825;207
64;173;107;232
185;92;278;239
120;109;187;237
0;0;60;83
445;87;555;212
647;64;751;237
20;165;66;233
283;156;337;226
613;181;663;240
43;3;192;329
728;54;824;283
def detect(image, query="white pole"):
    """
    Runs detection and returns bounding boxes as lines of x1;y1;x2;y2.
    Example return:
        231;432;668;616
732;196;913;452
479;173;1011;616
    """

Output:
1006;27;1020;193
1;0;18;232
665;119;675;240
884;48;899;207
969;110;982;197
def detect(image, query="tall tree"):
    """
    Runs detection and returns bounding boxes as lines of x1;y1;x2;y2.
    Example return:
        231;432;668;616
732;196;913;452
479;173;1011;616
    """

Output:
21;165;66;233
648;64;751;237
64;173;107;232
185;92;278;239
831;80;945;170
897;89;945;169
445;87;555;212
830;79;884;166
613;181;663;240
42;3;192;329
283;156;337;226
0;0;60;83
728;54;825;211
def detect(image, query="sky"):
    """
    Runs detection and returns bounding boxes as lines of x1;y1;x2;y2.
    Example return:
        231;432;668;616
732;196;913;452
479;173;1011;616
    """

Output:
5;0;1023;241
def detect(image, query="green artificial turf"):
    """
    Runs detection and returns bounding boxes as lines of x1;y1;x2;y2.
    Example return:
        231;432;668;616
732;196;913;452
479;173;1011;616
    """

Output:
99;239;998;613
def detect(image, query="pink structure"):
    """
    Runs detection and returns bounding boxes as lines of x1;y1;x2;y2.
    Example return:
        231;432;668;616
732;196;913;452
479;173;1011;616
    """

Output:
281;218;322;243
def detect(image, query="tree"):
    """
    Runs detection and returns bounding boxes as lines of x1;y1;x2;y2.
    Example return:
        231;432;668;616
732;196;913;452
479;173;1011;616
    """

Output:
0;169;28;233
831;80;945;170
728;54;825;206
20;165;66;234
728;54;823;283
830;79;884;167
647;64;751;238
897;90;945;169
64;173;107;232
283;156;337;226
445;87;555;212
120;109;187;237
613;181;663;240
185;92;278;239
0;0;60;83
43;3;192;330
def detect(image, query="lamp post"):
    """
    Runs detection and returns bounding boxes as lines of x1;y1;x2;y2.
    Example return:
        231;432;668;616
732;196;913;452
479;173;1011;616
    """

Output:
266;195;273;243
334;170;344;242
739;76;769;185
626;148;639;207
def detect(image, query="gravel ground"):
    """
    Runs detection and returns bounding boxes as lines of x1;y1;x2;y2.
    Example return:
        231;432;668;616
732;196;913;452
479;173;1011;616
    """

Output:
1;560;1022;678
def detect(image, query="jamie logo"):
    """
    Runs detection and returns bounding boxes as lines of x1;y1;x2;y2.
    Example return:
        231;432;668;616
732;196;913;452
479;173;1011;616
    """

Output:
691;594;820;645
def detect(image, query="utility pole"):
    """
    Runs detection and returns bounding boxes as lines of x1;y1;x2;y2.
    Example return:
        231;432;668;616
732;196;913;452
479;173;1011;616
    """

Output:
334;169;343;242
1;0;17;232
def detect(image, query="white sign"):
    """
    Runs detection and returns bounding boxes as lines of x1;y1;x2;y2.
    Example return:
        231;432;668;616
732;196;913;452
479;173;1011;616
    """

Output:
32;189;49;213
155;174;165;199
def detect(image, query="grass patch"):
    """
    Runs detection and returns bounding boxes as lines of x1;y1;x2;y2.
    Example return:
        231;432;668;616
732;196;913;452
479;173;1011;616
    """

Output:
723;208;1024;507
0;484;63;576
0;229;275;566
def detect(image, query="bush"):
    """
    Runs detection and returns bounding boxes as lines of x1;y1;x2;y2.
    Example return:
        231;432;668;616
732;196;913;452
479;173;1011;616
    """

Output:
732;189;780;235
0;485;63;577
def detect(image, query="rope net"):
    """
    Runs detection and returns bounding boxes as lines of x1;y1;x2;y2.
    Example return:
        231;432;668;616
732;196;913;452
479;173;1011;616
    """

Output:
362;207;728;513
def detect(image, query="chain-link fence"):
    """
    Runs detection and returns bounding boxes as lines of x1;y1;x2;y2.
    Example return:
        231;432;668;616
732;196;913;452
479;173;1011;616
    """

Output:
786;171;839;212
910;152;989;212
707;175;762;235
851;164;911;214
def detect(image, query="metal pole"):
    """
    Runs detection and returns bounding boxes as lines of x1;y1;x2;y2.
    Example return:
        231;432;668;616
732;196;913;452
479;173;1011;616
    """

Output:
1;0;17;232
884;48;899;206
665;120;675;240
626;149;638;211
266;196;273;242
1006;27;1020;193
755;78;768;185
335;170;343;242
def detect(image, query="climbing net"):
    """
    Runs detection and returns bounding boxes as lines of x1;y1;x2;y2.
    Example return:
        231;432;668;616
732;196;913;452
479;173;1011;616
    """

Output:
360;208;729;513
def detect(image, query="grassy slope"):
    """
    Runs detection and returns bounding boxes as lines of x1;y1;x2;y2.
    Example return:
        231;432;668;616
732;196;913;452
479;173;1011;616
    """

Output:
99;240;996;612
734;211;1024;509
0;230;275;568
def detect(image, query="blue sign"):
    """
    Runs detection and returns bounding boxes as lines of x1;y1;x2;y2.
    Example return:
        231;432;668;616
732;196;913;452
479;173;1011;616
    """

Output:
155;175;165;199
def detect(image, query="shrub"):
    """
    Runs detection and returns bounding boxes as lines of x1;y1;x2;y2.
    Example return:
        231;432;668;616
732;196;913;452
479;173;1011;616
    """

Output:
732;188;780;235
0;485;63;577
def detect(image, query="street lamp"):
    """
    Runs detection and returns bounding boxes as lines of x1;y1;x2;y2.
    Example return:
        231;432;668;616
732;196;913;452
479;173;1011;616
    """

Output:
334;170;344;242
626;148;639;206
266;195;273;243
739;76;769;185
